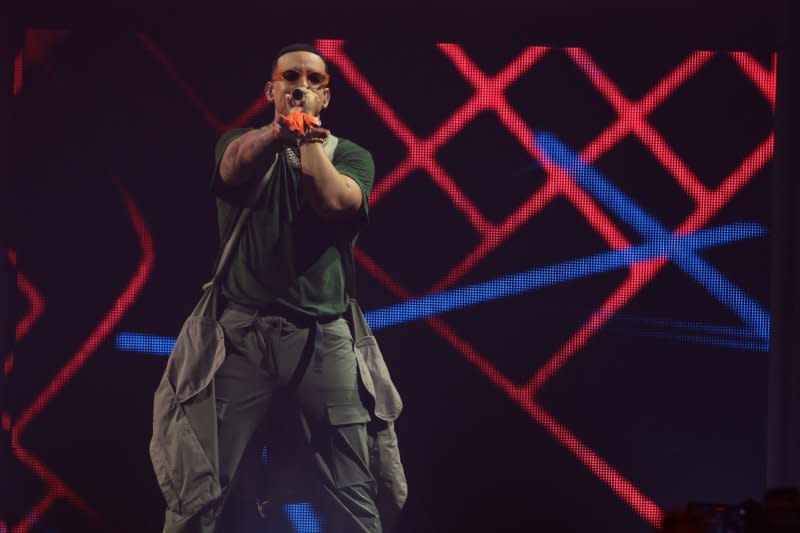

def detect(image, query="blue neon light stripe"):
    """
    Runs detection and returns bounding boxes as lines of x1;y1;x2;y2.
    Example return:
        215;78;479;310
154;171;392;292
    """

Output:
117;134;769;354
116;221;765;354
606;326;768;352
116;332;175;354
363;222;764;330
610;313;764;339
282;502;323;533
534;131;770;340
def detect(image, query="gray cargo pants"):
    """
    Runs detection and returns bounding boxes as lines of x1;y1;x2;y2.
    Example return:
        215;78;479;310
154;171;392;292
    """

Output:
163;303;381;533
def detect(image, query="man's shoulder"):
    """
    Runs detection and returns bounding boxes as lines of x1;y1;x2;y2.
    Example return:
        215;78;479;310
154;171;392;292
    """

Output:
220;127;255;144
215;127;255;161
334;137;371;158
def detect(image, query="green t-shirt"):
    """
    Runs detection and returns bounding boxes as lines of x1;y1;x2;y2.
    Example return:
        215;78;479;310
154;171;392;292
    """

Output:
211;128;374;317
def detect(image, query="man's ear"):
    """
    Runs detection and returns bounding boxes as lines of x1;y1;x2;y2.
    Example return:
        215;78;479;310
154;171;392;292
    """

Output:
265;81;275;103
321;87;330;109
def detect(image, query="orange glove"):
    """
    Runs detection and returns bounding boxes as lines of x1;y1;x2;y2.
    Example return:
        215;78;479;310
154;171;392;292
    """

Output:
284;112;319;134
299;125;330;144
274;112;325;144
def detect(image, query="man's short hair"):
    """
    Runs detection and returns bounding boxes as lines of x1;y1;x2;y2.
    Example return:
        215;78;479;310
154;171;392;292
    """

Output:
271;43;327;75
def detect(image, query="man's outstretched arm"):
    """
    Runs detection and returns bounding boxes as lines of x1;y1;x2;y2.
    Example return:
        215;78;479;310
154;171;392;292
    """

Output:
218;124;279;185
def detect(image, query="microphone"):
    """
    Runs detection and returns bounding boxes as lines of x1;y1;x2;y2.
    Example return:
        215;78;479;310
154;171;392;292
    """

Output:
291;89;305;101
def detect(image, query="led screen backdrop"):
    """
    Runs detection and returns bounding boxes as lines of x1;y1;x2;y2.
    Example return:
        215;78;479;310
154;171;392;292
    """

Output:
6;23;775;533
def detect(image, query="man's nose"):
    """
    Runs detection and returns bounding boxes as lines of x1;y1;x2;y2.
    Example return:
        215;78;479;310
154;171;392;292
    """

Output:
297;75;310;88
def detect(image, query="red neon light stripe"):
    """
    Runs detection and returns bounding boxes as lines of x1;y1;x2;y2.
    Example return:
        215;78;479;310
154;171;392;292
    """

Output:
4;250;46;377
436;44;630;252
728;51;777;110
569;48;714;203
680;132;774;233
13;181;154;433
9;445;101;533
527;400;663;524
358;244;662;523
525;260;662;395
10;180;154;532
315;39;418;147
425;160;494;234
135;33;270;133
354;249;516;395
439;45;629;276
10;493;54;533
316;39;493;232
431;181;559;293
5;344;17;374
548;160;630;250
8;250;46;344
13;52;23;96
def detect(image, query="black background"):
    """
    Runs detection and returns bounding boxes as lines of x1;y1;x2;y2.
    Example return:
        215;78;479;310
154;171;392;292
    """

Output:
3;2;785;532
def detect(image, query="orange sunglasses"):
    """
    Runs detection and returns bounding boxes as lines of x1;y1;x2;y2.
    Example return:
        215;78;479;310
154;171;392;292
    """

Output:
272;68;330;88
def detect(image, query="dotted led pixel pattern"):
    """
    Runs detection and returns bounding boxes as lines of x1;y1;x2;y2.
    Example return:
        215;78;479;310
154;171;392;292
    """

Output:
6;31;774;532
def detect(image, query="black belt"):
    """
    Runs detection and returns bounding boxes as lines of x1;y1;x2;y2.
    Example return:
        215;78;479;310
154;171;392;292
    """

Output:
225;300;340;325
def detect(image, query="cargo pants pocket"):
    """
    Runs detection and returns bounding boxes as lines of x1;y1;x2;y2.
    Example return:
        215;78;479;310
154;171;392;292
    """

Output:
150;381;220;516
326;404;373;489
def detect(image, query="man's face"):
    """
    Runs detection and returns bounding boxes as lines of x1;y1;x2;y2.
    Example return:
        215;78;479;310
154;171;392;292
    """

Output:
265;51;330;118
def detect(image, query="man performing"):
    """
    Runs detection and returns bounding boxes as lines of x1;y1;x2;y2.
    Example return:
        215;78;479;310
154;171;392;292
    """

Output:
152;42;382;532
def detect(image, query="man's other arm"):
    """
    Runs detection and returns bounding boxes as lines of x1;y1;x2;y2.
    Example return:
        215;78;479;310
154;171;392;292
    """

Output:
299;142;368;220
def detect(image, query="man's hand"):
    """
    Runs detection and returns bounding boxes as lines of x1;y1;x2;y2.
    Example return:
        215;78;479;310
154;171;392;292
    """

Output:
274;112;330;145
274;112;318;144
286;88;324;116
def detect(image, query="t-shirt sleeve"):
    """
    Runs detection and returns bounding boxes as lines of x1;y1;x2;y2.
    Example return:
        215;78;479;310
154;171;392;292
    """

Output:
210;127;257;205
332;140;375;228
